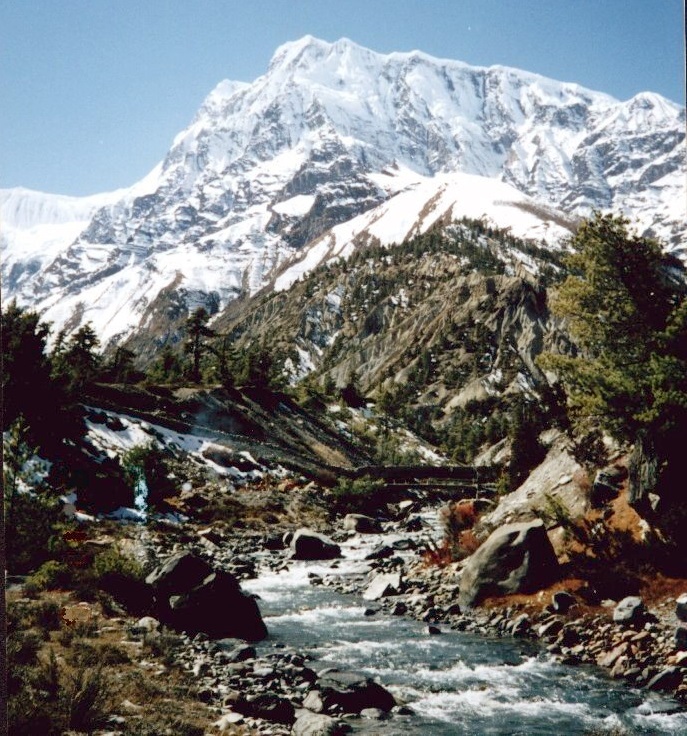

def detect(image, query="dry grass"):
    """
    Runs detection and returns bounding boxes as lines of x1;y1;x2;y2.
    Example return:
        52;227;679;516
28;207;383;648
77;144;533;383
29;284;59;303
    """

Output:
6;588;249;736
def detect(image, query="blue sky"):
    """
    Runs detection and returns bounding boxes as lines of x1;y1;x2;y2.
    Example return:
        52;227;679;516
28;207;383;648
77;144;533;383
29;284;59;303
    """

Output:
1;0;684;196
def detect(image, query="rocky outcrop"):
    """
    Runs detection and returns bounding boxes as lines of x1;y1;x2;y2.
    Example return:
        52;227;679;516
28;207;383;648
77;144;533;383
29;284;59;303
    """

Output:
458;519;559;608
290;529;341;560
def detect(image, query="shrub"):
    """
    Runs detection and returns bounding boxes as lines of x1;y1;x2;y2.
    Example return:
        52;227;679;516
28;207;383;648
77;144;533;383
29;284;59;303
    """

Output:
65;667;112;733
25;560;73;592
330;475;386;515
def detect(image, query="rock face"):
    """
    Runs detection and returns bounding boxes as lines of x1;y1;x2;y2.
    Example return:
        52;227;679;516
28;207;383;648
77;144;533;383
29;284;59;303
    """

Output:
147;552;267;641
290;529;341;560
302;670;396;715
458;519;559;608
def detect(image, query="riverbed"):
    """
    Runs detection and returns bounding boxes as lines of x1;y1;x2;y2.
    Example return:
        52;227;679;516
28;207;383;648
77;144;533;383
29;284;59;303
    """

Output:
243;517;687;735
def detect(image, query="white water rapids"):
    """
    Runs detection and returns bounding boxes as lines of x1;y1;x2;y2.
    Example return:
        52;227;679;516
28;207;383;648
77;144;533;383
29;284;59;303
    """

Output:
243;514;687;734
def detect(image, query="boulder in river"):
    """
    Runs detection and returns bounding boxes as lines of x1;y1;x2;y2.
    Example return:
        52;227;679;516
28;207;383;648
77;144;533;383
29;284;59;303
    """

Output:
458;519;559;609
291;528;341;560
363;572;403;601
303;670;396;714
342;514;382;534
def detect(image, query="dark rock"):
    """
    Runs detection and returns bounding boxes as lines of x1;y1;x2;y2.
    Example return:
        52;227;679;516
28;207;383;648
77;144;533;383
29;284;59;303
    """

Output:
390;601;408;616
552;591;577;614
458;519;559;609
392;538;418;551
291;529;341;560
511;613;531;636
304;670;396;714
646;667;683;692
365;544;394;561
590;466;627;508
613;596;646;625
241;693;295;724
675;625;687;650
342;514;382;534
404;516;423;532
167;570;268;641
426;625;441;635
146;552;213;597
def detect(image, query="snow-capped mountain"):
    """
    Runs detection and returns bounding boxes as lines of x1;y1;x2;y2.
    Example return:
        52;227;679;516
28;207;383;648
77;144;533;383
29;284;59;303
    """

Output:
2;36;684;346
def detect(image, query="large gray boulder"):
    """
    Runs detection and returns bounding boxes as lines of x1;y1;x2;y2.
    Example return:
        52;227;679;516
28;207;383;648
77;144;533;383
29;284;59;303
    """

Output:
458;519;559;609
302;670;395;715
291;529;341;560
145;551;213;595
292;710;349;736
147;553;267;641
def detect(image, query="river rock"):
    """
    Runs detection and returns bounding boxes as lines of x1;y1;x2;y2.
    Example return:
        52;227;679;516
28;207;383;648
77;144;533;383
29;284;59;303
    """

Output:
303;670;396;714
676;593;687;622
365;544;394;560
241;693;295;724
552;590;577;614
646;666;683;692
675;625;687;650
342;514;382;534
613;596;646;625
167;570;268;641
291;529;341;560
292;710;349;736
458;519;559;609
363;572;403;601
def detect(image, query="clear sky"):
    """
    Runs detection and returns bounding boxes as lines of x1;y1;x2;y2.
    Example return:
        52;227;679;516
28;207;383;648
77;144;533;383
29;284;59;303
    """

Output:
1;0;684;196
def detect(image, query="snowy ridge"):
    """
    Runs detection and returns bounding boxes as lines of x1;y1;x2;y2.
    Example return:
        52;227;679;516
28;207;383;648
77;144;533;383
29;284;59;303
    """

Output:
1;36;684;345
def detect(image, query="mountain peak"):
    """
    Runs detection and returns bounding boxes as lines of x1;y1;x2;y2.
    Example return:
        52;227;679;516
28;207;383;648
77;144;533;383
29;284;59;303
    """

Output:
2;36;684;348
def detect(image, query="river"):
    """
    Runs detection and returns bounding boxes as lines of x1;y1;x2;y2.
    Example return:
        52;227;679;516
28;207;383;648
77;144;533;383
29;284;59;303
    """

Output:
243;514;687;735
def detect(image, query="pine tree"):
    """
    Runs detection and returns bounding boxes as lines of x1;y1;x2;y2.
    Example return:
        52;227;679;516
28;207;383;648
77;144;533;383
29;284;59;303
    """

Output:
184;307;215;383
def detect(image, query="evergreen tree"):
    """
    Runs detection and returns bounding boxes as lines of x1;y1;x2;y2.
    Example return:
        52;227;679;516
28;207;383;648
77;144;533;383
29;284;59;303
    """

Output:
540;213;687;521
147;345;184;384
103;346;140;383
1;301;53;431
184;307;215;383
52;323;102;392
540;213;686;444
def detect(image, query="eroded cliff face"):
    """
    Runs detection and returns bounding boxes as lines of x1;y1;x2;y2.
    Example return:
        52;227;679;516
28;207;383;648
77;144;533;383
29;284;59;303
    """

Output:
219;222;571;430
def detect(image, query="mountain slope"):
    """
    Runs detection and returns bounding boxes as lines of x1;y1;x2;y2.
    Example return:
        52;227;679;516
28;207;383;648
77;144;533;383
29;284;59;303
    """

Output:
2;36;684;346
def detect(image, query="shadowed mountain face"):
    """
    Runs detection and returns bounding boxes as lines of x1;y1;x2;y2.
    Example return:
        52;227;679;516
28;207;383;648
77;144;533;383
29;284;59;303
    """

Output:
2;37;684;348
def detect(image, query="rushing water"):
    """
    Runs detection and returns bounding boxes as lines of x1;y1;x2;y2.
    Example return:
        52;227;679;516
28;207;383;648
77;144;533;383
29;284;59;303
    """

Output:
243;518;687;735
